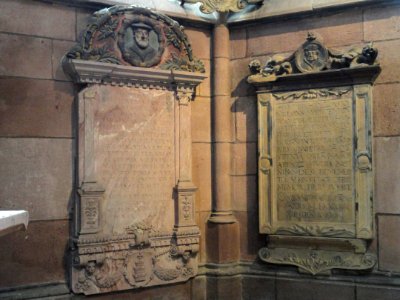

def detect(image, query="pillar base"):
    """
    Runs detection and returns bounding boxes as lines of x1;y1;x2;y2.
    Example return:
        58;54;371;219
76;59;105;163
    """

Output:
208;211;237;224
206;217;240;263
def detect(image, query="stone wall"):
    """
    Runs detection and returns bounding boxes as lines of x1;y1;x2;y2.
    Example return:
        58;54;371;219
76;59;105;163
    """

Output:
0;0;400;299
0;0;212;297
229;1;400;298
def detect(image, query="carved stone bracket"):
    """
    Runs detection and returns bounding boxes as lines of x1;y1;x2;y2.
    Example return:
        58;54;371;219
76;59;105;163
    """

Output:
259;247;376;275
258;235;376;275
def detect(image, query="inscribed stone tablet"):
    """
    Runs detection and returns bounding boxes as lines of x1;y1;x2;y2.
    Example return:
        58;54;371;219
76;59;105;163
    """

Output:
273;91;355;226
93;86;176;234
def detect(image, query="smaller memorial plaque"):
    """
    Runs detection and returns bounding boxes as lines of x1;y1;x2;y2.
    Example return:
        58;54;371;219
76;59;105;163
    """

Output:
249;34;379;274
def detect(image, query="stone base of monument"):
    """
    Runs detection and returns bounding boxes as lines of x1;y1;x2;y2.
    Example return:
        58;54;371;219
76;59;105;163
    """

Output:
258;235;376;275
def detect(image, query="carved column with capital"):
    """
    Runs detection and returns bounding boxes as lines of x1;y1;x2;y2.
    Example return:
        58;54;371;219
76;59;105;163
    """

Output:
175;87;198;232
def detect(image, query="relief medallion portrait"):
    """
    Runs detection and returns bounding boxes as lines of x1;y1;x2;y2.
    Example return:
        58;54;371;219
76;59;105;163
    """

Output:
118;19;165;67
295;33;328;73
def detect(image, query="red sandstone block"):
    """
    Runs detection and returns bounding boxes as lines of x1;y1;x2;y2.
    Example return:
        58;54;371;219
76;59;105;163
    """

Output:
0;0;75;41
234;96;258;142
0;220;68;288
0;138;73;221
378;215;400;272
0;33;52;79
192;143;212;212
364;4;400;42
231;28;247;59
0;78;74;138
375;137;400;214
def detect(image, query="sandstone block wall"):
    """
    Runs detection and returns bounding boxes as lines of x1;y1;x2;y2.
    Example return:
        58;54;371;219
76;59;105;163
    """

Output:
0;1;212;296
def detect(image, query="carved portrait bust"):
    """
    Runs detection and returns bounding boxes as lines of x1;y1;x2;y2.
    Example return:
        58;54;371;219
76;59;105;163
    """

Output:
119;20;165;67
295;34;328;73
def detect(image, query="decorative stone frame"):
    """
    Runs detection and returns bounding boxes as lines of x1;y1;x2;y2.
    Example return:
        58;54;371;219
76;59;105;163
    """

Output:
64;59;205;295
254;66;380;275
248;34;380;274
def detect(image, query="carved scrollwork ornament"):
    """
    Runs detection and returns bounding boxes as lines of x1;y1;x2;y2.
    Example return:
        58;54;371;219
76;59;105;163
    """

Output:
181;0;264;14
64;6;205;73
248;32;379;83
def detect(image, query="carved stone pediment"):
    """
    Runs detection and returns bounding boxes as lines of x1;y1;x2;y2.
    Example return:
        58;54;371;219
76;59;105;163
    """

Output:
65;6;205;73
248;33;378;84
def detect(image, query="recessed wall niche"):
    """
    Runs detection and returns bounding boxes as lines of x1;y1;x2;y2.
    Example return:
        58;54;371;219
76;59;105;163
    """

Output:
63;6;206;295
248;33;380;275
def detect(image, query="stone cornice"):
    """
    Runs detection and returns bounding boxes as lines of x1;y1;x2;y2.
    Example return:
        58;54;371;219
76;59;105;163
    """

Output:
63;59;207;90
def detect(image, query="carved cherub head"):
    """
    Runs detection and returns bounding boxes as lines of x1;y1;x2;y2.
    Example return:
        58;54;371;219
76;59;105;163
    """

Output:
85;261;96;276
361;44;378;64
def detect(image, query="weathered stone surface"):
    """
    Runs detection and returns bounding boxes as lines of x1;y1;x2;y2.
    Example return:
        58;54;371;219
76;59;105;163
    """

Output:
207;275;242;300
185;27;211;60
193;143;212;212
52;40;76;81
192;275;207;300
232;176;257;212
198;60;211;97
192;97;211;142
235;211;264;261
375;39;400;84
79;86;176;234
0;220;68;287
0;78;74;137
232;143;257;175
234;96;258;143
248;11;362;57
373;84;400;137
206;222;240;263
356;285;400;300
0;33;52;79
247;20;308;56
242;275;276;300
378;215;400;272
231;57;256;97
276;279;354;300
0;138;73;220
82;280;191;300
0;0;76;41
196;211;211;263
364;4;400;42
230;28;247;59
76;7;96;40
375;137;400;214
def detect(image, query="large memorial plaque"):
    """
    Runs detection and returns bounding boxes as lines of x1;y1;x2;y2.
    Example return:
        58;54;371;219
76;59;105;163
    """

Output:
63;6;206;295
248;34;380;275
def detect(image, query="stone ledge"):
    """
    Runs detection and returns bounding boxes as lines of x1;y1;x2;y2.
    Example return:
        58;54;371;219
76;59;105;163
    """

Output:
63;59;207;90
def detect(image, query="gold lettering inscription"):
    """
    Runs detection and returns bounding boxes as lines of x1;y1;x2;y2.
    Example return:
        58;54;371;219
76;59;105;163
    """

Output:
275;98;355;224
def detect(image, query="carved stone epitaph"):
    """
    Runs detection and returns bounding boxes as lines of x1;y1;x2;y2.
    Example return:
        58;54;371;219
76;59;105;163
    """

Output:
64;6;206;295
248;34;380;275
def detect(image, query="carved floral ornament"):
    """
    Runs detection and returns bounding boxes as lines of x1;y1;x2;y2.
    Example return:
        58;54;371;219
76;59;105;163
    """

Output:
248;32;379;83
65;6;205;73
181;0;264;13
